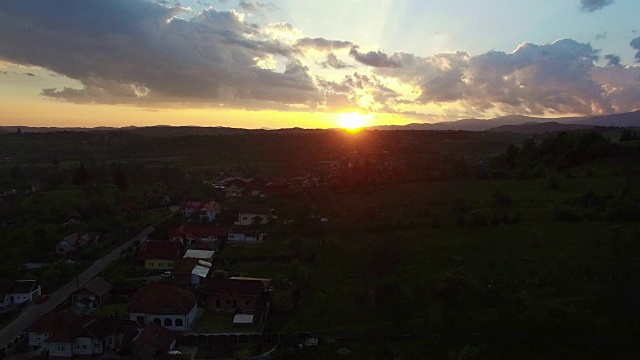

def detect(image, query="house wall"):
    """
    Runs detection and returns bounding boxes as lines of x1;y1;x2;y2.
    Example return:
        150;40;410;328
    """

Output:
130;304;197;332
144;259;175;270
10;286;41;304
236;213;268;226
28;332;49;348
48;342;73;358
56;242;74;256
73;337;94;356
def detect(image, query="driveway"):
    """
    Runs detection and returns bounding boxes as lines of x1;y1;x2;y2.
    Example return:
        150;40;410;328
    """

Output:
0;225;155;353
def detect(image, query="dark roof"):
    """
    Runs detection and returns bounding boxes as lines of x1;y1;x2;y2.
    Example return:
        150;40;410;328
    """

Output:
74;277;112;297
83;318;139;340
9;280;38;294
136;241;184;262
171;258;199;276
134;322;177;353
202;278;268;297
29;313;93;343
129;283;197;315
237;203;271;215
224;178;248;188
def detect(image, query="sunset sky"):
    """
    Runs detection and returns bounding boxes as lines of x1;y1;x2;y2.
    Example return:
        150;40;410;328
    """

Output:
1;0;640;128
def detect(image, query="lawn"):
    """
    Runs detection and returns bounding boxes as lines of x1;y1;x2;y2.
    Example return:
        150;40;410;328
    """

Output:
195;311;261;334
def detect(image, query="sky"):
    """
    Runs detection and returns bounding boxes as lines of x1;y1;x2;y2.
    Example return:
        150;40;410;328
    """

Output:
1;0;640;129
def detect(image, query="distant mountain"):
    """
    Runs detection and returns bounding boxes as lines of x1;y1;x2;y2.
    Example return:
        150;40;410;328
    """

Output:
369;110;640;131
486;122;595;134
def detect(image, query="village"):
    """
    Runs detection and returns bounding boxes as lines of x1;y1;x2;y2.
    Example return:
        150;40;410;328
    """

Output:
1;176;323;359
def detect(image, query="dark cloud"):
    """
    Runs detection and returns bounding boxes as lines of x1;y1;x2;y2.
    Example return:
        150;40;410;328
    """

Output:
604;54;621;66
317;73;400;111
348;46;402;68
319;53;353;69
0;0;318;106
631;36;640;62
594;32;608;40
295;37;354;51
580;0;614;12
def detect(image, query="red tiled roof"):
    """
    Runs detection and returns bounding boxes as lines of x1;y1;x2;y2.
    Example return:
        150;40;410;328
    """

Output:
202;278;269;297
129;283;197;315
83;318;139;340
29;313;93;343
202;201;221;212
133;322;176;353
136;241;184;262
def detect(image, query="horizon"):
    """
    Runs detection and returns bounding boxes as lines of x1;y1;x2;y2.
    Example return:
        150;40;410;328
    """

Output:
1;0;640;129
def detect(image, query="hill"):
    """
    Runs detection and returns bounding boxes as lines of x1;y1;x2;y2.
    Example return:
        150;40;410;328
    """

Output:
485;122;595;134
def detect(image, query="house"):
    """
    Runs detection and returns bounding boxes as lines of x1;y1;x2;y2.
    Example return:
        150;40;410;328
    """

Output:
235;203;272;226
265;179;290;195
169;224;229;248
135;241;184;270
0;280;41;306
180;201;205;218
132;322;177;360
171;258;212;286
228;227;266;244
129;283;198;332
71;277;112;310
183;249;215;263
56;232;101;256
245;181;266;197
224;178;247;198
202;277;271;313
199;200;221;222
28;313;138;358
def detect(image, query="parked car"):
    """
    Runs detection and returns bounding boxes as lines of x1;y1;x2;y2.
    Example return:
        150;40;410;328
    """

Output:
160;271;173;278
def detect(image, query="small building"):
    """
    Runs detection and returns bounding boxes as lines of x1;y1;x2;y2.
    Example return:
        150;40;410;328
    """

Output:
179;201;205;218
71;277;113;310
135;241;184;270
169;224;229;248
228;227;266;244
202;277;271;313
132;322;177;360
0;280;41;306
199;200;221;222
235;203;271;226
224;178;248;198
129;283;198;332
56;232;101;256
171;259;212;286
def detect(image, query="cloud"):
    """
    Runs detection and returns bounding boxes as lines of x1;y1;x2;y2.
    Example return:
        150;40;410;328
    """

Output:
604;54;621;66
580;0;614;12
295;37;354;52
319;53;353;69
0;0;319;107
348;46;402;68
631;36;640;62
372;39;639;116
238;1;276;12
594;32;608;40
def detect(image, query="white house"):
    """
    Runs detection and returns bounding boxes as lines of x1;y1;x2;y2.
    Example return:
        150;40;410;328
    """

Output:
0;280;41;306
228;228;266;244
235;203;271;226
129;283;198;332
199;201;221;222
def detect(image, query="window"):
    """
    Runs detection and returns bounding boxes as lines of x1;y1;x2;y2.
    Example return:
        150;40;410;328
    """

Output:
175;318;183;327
226;300;231;305
164;318;173;326
153;318;161;325
82;345;87;349
75;344;79;349
149;262;154;268
137;316;144;325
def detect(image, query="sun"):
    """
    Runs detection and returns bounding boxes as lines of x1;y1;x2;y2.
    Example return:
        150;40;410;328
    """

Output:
338;112;369;131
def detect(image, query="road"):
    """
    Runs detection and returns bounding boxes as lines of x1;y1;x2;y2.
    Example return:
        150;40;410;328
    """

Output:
0;225;155;353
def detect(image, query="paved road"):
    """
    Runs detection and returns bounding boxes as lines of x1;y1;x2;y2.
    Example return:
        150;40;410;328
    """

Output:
0;225;155;353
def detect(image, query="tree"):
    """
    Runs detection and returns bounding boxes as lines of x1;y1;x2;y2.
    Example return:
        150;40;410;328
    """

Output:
112;166;130;191
72;164;90;186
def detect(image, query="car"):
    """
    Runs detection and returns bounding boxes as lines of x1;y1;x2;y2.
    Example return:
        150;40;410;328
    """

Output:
35;295;50;304
160;271;173;278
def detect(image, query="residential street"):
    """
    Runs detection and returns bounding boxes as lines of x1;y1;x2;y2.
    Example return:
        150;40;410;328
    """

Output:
0;225;155;353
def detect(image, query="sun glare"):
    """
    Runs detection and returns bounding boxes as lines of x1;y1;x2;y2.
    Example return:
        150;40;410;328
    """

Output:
338;112;369;131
